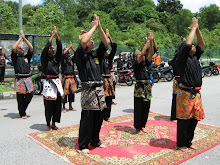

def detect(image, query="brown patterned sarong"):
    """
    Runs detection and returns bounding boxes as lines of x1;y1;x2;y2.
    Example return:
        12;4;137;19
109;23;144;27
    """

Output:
81;82;106;111
62;75;77;95
14;76;34;94
176;83;205;121
102;74;115;97
134;80;152;101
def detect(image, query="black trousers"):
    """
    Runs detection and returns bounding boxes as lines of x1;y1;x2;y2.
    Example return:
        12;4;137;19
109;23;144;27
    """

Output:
78;110;103;150
177;118;198;147
44;94;62;126
16;92;33;117
112;81;116;99
62;93;75;103
0;67;5;82
134;97;151;130
170;93;177;121
103;96;112;121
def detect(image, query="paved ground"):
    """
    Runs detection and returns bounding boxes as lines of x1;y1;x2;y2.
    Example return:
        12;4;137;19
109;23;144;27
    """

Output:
0;76;220;165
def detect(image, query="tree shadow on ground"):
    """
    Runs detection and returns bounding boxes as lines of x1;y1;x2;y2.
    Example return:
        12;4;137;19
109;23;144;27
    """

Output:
149;138;176;149
153;115;171;121
30;124;47;131
122;109;134;113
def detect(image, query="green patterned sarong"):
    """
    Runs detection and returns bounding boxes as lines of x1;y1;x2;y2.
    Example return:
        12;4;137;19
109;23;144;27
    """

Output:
134;80;152;101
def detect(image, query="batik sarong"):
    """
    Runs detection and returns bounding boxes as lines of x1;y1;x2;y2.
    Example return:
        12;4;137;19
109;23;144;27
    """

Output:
103;74;115;97
14;76;34;94
61;76;77;95
81;82;106;110
176;83;205;121
43;78;64;100
134;80;152;101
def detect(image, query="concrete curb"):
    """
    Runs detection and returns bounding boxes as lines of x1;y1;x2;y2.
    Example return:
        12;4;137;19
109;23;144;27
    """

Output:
0;91;16;99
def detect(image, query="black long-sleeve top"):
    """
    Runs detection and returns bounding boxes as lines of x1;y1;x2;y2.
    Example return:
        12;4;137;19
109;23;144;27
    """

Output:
61;54;75;76
41;40;62;76
176;41;204;87
99;43;117;74
133;58;151;80
11;49;33;74
74;42;107;82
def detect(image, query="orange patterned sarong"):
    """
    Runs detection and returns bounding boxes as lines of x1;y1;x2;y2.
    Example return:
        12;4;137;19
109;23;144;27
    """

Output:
176;83;205;121
62;76;77;95
103;74;115;97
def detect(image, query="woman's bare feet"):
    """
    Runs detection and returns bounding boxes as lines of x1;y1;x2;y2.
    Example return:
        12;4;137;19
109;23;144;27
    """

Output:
99;144;107;148
69;107;77;111
112;101;117;105
82;149;89;154
178;147;191;152
189;145;198;150
46;126;52;131
21;115;28;119
135;129;144;135
141;128;147;133
62;108;66;113
51;122;59;130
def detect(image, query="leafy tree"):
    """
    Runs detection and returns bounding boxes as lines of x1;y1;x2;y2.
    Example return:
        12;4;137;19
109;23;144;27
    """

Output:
0;1;17;32
156;0;183;15
27;3;64;35
199;4;220;30
171;9;193;36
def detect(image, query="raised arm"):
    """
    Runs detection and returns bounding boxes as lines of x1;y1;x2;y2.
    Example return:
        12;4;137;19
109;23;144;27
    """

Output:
147;33;154;62
138;32;152;63
196;28;205;49
97;15;108;47
186;17;198;46
81;15;98;49
64;41;72;54
20;30;33;52
106;29;113;44
12;36;22;53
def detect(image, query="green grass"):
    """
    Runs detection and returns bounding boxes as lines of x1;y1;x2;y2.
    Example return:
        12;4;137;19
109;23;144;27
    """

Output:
0;86;14;92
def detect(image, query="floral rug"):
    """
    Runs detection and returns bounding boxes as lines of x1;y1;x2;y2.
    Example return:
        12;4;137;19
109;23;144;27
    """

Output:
28;112;220;165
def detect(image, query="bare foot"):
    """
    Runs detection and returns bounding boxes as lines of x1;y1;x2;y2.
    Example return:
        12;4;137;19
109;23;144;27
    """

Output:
62;108;66;113
82;149;89;154
189;145;198;150
69;107;77;111
46;126;52;131
21;115;28;119
112;101;117;105
178;147;191;152
51;125;59;130
141;128;148;133
99;144;107;148
135;129;144;135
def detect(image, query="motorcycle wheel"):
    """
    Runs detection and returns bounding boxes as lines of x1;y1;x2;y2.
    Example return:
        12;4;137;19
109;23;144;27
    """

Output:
153;73;159;83
125;76;133;86
213;69;219;75
33;79;43;95
165;72;173;81
205;69;212;77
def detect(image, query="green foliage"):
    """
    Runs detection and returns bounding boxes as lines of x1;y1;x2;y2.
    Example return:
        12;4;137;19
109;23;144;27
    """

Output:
0;0;219;57
199;4;220;31
0;2;17;32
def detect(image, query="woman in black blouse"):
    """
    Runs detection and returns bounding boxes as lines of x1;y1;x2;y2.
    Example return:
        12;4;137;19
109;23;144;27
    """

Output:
41;26;64;131
132;32;155;134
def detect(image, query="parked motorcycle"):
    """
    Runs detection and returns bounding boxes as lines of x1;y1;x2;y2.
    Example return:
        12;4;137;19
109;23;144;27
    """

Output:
31;64;45;95
158;62;174;81
201;61;219;78
115;63;133;86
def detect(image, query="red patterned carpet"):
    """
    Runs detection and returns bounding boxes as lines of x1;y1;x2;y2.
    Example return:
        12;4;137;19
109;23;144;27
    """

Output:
28;112;220;165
